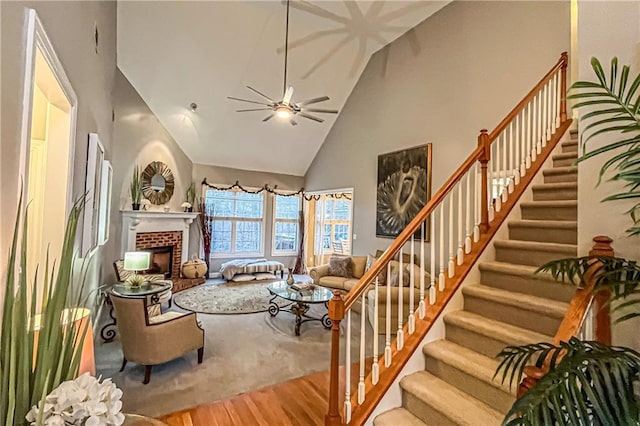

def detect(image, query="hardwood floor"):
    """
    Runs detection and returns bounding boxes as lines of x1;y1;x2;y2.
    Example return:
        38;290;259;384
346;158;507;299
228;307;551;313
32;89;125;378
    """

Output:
159;369;332;426
159;361;371;426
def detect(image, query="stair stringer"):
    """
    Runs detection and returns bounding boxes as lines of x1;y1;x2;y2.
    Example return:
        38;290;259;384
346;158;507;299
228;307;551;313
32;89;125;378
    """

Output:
364;138;565;425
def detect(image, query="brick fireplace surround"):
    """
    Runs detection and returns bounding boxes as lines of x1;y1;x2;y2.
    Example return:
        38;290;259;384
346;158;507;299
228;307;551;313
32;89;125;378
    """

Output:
121;211;204;293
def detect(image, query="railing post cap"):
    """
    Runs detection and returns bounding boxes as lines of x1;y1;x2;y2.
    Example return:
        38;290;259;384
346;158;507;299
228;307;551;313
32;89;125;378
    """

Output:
593;235;613;244
480;129;488;134
328;291;345;321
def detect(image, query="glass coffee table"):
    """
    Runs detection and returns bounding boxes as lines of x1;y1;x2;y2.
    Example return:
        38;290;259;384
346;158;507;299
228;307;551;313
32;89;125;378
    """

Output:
266;281;333;336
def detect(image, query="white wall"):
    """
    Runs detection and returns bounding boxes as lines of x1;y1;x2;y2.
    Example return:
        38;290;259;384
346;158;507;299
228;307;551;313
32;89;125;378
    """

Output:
304;1;570;258
576;0;640;349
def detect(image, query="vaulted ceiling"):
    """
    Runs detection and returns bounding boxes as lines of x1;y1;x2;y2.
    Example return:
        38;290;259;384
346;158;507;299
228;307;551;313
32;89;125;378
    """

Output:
117;1;450;176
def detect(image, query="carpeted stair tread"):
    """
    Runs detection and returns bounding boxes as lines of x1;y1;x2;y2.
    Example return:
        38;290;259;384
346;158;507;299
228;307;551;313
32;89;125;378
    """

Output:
553;151;578;161
422;340;512;395
444;310;552;348
561;140;579;153
520;200;577;209
479;260;555;280
508;219;577;229
531;182;577;192
463;285;567;318
400;371;503;426
543;166;577;175
494;239;577;254
374;407;427;426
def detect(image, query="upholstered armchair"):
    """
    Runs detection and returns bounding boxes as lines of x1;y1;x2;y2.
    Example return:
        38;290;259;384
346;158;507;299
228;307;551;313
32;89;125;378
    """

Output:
113;260;173;308
110;293;204;384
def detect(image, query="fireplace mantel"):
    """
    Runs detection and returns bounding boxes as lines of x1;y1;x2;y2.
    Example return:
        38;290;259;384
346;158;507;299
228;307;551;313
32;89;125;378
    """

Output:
120;211;199;262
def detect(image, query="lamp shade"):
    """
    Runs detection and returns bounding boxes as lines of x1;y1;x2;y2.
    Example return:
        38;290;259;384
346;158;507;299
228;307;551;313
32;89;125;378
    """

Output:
124;251;151;271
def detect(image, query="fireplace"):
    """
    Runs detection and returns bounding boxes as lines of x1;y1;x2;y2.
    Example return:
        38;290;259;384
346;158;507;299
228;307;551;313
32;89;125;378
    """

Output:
135;231;182;279
147;245;174;278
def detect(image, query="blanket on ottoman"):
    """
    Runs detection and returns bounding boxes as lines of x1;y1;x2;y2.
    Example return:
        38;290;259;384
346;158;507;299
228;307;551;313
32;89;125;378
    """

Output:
219;258;286;280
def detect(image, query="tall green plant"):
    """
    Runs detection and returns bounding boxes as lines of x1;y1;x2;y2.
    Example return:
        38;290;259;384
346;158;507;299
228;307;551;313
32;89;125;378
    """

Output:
186;182;196;205
494;57;640;426
130;165;141;205
0;194;89;426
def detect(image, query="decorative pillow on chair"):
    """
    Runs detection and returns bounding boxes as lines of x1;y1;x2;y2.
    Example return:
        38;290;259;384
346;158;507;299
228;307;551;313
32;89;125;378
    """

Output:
328;256;354;278
366;254;387;286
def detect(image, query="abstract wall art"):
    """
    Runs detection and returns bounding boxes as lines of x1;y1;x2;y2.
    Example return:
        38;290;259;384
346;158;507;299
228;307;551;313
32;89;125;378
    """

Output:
376;143;432;240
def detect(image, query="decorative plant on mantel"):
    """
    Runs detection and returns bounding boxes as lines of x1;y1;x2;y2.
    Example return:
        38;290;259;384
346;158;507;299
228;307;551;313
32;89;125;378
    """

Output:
494;57;640;425
0;193;124;425
130;165;142;210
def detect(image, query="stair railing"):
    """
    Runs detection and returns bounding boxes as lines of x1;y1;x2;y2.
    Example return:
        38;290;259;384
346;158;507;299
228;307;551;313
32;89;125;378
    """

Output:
325;52;570;426
518;236;613;397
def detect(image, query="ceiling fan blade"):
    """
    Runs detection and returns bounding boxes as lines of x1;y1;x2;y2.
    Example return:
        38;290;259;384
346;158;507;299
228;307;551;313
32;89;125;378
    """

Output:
299;112;324;123
297;96;330;106
290;118;298;126
283;86;294;106
263;114;274;122
227;96;272;106
236;108;272;112
303;108;338;114
246;86;276;103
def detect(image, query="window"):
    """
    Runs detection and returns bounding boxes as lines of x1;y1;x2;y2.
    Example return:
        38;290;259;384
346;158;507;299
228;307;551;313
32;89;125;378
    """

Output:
272;195;300;255
322;198;352;253
205;189;265;256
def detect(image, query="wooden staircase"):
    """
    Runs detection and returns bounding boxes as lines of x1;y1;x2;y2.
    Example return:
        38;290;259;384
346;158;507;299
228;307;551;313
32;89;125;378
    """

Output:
373;134;579;425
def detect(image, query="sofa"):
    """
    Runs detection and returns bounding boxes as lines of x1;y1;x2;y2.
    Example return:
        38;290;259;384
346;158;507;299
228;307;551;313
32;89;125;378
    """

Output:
309;255;430;332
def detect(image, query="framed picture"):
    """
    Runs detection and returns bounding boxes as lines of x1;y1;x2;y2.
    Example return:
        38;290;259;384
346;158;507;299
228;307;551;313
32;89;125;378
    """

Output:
98;160;113;245
376;143;432;240
82;133;105;257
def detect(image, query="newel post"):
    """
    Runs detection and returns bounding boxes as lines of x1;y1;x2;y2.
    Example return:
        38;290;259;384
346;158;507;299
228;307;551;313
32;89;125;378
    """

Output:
325;291;345;426
589;235;613;345
478;129;491;233
560;51;568;122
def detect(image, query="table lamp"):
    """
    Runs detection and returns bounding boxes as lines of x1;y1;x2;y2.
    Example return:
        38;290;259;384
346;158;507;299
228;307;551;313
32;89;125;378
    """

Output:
124;251;151;287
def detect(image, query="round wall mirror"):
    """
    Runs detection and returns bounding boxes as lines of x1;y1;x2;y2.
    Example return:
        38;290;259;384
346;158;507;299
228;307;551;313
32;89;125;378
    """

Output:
142;161;175;205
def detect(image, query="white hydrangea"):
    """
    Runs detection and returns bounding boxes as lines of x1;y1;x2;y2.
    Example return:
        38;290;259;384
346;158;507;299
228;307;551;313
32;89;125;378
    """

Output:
26;373;125;426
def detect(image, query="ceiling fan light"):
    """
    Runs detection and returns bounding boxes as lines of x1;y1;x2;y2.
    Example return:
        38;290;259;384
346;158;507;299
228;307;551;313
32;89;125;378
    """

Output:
275;106;292;119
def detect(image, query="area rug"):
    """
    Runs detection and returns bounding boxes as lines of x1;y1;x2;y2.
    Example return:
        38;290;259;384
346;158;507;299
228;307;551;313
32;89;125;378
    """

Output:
173;281;290;314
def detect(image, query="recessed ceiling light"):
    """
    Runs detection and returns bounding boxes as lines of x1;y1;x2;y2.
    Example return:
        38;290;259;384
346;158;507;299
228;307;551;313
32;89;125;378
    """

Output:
190;102;198;112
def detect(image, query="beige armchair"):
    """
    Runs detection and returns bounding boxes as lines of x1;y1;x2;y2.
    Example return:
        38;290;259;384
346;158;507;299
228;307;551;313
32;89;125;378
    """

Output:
110;293;204;384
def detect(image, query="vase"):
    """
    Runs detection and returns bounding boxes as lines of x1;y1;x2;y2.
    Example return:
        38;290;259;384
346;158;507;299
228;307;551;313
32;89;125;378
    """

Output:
132;203;140;211
286;268;295;285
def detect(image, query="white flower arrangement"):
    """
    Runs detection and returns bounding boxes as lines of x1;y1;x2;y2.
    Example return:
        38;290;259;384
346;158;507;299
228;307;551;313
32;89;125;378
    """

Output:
180;202;192;209
25;373;125;426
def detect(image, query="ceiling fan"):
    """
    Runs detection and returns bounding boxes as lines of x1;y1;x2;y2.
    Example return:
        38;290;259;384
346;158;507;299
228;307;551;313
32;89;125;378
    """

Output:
227;0;338;126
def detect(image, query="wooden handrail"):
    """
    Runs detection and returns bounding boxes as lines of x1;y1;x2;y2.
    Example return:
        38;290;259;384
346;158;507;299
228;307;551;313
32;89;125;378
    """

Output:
489;52;568;141
518;235;614;398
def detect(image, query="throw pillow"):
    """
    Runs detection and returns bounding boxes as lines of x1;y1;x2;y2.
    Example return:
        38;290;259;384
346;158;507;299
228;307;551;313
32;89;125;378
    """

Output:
366;254;387;286
231;273;257;282
328;256;354;278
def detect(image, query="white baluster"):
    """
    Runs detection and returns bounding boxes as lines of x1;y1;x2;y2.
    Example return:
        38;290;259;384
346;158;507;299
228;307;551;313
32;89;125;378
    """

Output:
528;102;536;162
358;293;366;404
501;132;508;203
493;141;502;214
509;120;517;189
538;87;543;151
465;172;472;254
372;277;379;385
517;109;525;177
488;149;495;222
556;71;562;127
457;181;464;265
473;163;480;243
543;83;549;142
344;309;352;423
408;236;415;334
397;247;404;350
439;204;445;291
448;194;455;277
384;262;392;367
552;73;558;129
419;222;426;319
430;213;437;304
547;80;553;139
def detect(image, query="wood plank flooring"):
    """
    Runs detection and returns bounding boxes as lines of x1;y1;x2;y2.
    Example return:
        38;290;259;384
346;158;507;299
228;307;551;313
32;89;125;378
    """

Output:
159;369;332;426
159;361;371;426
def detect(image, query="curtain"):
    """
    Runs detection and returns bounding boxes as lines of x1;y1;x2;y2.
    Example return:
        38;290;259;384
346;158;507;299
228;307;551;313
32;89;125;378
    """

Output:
293;198;306;274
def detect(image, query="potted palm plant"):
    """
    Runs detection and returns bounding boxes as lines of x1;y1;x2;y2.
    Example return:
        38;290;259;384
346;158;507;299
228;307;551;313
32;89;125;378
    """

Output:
495;57;640;425
184;182;196;212
130;165;142;210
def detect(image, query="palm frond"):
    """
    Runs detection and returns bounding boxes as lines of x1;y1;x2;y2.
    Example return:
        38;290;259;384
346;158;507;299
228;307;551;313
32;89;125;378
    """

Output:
570;57;640;235
501;338;640;426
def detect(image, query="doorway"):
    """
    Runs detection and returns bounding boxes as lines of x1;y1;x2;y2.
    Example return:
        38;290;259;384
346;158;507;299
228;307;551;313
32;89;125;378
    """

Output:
20;10;77;288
